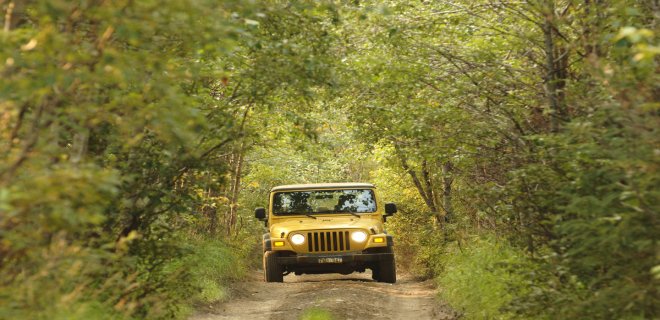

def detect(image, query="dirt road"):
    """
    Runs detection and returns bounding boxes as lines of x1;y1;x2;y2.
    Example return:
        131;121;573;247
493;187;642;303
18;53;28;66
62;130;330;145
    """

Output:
191;271;457;320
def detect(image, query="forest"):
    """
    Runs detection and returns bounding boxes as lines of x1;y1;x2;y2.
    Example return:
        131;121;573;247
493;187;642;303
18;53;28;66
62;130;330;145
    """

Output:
0;0;658;319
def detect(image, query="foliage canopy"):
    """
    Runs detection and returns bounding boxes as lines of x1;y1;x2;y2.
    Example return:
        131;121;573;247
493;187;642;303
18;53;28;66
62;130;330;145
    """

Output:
1;0;658;319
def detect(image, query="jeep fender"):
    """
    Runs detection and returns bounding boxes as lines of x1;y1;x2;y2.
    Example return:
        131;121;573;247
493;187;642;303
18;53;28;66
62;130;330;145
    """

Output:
263;233;272;252
386;235;394;247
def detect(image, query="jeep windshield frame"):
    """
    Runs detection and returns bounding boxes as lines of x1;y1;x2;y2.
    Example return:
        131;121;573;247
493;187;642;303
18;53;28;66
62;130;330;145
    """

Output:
271;189;377;216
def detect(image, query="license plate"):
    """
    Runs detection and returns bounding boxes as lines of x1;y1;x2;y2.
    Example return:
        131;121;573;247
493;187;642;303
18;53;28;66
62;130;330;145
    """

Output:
318;257;343;264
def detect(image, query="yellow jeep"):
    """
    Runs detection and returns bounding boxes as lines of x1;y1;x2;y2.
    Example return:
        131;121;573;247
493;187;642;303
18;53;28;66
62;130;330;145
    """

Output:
254;183;397;283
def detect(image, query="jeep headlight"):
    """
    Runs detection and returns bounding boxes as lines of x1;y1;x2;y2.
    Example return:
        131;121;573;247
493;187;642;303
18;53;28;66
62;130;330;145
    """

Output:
290;233;305;245
351;231;367;242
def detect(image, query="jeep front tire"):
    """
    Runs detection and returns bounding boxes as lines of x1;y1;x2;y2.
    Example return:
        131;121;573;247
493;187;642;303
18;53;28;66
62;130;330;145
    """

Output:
375;247;396;283
263;251;283;282
377;258;396;283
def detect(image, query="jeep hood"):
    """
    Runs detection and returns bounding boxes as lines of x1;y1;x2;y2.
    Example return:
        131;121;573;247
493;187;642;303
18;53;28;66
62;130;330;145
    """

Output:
270;215;384;237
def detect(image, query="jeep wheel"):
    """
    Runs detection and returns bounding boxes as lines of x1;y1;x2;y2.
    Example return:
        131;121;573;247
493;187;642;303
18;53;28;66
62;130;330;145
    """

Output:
371;265;380;281
263;251;283;282
376;248;396;283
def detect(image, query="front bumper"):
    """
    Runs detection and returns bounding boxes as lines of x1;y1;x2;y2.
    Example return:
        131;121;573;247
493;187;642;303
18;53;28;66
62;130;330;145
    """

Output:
276;252;393;266
266;233;393;252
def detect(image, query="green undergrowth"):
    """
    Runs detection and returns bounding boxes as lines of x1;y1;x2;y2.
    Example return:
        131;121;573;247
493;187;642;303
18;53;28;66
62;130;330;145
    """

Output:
0;236;249;320
435;235;529;320
300;307;335;320
168;237;250;318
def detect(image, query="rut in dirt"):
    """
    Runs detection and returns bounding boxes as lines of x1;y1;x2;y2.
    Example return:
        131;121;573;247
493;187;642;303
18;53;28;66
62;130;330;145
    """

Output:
191;271;457;320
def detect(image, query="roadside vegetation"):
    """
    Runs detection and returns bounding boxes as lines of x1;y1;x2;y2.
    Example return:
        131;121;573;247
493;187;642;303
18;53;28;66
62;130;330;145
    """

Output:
300;308;335;320
1;1;657;319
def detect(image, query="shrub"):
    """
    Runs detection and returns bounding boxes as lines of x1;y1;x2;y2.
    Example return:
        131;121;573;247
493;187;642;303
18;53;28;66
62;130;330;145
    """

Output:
436;235;529;320
300;307;334;320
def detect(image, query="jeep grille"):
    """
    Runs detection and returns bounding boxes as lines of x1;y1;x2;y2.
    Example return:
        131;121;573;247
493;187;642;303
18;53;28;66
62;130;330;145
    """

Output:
307;231;351;252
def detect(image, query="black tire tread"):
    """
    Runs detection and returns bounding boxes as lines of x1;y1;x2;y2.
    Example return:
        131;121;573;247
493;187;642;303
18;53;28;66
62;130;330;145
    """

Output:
263;251;283;282
375;246;396;283
377;259;396;283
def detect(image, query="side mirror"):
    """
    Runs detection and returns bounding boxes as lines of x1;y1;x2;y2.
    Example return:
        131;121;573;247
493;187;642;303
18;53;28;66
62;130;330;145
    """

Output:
255;207;266;220
384;203;397;216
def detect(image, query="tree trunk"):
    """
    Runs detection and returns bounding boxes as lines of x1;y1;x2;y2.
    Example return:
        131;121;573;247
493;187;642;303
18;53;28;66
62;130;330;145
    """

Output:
542;2;561;132
206;183;219;235
3;0;28;32
227;143;245;236
71;130;88;164
442;161;453;222
394;144;442;226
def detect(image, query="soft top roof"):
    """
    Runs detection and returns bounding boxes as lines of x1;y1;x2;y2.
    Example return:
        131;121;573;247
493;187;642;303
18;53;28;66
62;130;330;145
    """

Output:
270;182;375;192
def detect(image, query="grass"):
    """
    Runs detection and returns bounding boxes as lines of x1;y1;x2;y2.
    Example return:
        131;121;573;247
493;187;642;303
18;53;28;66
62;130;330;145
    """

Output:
435;235;527;320
0;235;250;320
167;236;250;318
300;307;334;320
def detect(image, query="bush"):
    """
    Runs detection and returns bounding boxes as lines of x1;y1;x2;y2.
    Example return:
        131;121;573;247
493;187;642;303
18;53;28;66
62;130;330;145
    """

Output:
168;237;248;312
0;232;249;320
436;235;529;320
300;307;334;320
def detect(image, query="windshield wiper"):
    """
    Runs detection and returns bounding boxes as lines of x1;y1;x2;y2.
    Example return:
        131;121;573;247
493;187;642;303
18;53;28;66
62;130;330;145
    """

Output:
335;210;360;218
304;208;317;219
300;210;360;219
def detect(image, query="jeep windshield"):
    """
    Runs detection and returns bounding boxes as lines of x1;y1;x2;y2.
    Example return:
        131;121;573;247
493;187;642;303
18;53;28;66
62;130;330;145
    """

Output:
272;189;377;216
